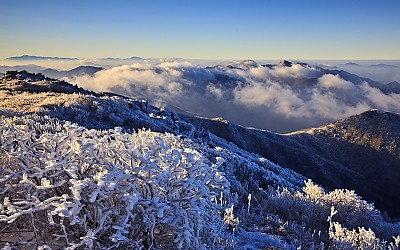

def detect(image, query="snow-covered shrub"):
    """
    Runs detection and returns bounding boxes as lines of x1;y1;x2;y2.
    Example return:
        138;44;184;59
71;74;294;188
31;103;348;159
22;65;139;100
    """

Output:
254;180;400;248
0;113;64;134
0;119;229;249
326;206;400;250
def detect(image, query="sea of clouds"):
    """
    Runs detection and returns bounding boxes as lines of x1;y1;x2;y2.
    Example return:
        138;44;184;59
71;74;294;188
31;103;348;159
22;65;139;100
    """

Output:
64;60;400;132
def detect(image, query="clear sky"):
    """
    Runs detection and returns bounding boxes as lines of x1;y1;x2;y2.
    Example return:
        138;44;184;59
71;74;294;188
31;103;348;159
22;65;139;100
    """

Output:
1;0;399;60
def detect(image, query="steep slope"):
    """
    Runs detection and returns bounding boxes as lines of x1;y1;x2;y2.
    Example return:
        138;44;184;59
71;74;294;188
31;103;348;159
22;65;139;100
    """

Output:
303;110;400;158
183;111;400;218
290;111;400;218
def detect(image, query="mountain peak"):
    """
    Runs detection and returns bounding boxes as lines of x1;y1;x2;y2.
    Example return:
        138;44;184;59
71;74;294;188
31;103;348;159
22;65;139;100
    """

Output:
240;59;258;67
352;109;400;125
387;81;400;87
344;62;360;66
315;109;400;157
379;81;400;94
278;59;293;67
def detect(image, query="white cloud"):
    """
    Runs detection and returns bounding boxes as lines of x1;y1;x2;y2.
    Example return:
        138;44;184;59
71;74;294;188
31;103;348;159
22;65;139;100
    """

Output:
361;83;400;110
233;81;308;117
318;74;355;90
206;84;224;100
269;64;320;79
69;61;400;132
72;63;184;99
234;82;275;106
309;89;370;119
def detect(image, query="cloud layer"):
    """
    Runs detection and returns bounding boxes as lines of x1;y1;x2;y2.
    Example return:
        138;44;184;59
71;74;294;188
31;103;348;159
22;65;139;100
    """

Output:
70;61;400;132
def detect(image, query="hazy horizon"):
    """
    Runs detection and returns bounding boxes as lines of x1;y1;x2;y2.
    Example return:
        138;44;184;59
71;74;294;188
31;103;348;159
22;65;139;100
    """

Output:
3;55;400;61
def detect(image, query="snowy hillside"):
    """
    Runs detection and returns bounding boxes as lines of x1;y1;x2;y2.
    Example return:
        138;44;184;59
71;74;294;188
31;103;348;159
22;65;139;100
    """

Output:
0;71;399;249
183;110;400;219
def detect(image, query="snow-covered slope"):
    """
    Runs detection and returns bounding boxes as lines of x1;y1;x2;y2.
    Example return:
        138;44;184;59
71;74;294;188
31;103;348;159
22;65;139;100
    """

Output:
183;110;400;219
289;111;400;218
0;71;399;249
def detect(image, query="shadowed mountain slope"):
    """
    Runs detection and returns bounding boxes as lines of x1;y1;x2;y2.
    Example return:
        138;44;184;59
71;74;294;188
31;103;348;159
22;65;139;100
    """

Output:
183;110;400;218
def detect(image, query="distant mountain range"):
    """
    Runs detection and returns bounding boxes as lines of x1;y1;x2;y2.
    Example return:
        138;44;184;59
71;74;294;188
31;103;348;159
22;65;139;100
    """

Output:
4;55;79;61
41;65;104;78
341;62;399;69
209;59;400;97
207;59;395;90
337;62;400;84
3;55;146;61
98;56;144;60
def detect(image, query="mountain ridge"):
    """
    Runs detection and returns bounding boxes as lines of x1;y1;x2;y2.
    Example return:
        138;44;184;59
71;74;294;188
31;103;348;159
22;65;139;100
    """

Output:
97;56;144;60
41;65;104;79
4;54;79;61
0;65;104;79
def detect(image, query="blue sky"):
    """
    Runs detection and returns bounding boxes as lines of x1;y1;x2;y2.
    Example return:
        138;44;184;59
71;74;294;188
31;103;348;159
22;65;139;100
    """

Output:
1;0;399;60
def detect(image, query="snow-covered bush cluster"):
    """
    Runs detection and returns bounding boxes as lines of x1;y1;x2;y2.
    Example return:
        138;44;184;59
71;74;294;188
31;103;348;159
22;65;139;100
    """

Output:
0;116;399;250
247;180;400;248
328;206;400;250
0;118;229;249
